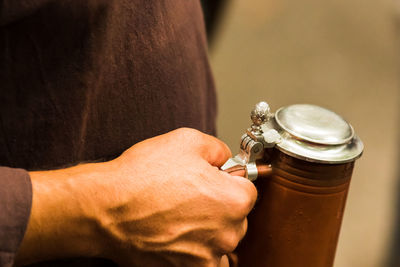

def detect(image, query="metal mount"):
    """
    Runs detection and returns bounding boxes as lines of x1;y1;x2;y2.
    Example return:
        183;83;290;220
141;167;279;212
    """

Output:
221;101;281;181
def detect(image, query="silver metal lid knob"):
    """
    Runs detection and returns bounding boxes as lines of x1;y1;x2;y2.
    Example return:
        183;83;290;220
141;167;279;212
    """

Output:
250;101;271;126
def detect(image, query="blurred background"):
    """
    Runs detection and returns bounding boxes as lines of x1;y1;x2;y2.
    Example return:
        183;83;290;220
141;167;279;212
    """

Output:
202;0;400;266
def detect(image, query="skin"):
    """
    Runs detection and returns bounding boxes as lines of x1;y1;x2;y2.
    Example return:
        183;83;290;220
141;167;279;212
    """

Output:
15;128;257;267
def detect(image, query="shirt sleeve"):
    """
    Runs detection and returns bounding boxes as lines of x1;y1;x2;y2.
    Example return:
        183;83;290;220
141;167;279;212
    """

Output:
0;167;32;267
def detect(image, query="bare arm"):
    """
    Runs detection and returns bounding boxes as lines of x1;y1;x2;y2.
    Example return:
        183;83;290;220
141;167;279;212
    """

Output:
15;128;257;267
15;162;109;264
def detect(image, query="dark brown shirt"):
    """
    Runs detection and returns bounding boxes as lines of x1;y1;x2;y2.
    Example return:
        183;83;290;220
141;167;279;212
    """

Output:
0;1;216;266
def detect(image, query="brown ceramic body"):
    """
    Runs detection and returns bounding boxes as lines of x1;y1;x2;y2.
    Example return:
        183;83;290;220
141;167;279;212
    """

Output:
235;149;354;267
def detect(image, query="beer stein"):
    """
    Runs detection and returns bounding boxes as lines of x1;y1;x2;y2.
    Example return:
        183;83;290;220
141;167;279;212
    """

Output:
221;101;363;267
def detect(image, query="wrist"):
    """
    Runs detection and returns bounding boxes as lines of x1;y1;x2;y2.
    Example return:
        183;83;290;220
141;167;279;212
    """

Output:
15;163;107;265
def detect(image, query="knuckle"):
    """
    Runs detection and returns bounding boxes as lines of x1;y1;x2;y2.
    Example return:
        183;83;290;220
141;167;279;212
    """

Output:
246;180;258;205
227;178;258;217
231;188;256;217
175;127;201;137
239;219;248;240
174;128;232;163
218;231;241;253
173;128;205;146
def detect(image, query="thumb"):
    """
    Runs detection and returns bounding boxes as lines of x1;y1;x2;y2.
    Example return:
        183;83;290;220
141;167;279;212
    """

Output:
197;132;232;167
168;128;232;167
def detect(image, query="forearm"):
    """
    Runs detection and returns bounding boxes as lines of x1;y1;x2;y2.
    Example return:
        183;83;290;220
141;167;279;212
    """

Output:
13;128;256;267
14;163;108;266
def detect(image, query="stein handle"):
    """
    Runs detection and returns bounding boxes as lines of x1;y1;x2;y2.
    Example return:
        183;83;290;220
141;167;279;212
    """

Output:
222;162;272;267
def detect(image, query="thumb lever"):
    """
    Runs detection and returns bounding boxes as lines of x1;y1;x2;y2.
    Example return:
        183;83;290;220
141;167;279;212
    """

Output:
223;162;273;181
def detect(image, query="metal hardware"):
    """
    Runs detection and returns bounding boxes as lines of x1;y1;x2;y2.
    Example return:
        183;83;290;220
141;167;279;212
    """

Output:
221;101;278;179
221;100;364;180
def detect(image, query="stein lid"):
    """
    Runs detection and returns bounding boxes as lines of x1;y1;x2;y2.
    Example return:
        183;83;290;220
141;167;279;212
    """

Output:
264;103;363;164
275;104;354;145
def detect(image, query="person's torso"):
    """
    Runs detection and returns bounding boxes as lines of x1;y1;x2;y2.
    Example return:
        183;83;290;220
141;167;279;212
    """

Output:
0;1;215;265
0;0;216;172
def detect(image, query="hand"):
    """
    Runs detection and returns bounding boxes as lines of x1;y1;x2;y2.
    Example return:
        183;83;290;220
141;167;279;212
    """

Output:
97;128;257;266
16;128;257;267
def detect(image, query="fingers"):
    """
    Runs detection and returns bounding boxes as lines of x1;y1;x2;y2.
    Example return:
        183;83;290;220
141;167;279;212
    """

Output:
226;253;238;267
220;171;258;216
197;133;232;167
218;255;230;267
208;171;256;258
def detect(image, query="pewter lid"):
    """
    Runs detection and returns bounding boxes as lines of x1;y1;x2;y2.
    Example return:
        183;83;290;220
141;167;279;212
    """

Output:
251;102;364;164
271;104;363;164
275;104;354;145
